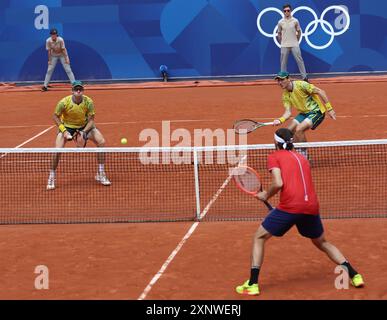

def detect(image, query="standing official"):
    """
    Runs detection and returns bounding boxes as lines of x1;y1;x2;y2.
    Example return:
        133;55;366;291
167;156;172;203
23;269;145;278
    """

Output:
42;28;76;91
277;4;308;82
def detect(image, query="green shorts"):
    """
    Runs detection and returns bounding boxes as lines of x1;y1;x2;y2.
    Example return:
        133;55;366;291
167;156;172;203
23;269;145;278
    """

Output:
294;110;325;130
58;125;96;136
64;126;86;136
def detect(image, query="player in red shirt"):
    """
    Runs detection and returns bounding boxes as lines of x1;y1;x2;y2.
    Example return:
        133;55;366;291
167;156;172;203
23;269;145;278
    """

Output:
236;128;364;296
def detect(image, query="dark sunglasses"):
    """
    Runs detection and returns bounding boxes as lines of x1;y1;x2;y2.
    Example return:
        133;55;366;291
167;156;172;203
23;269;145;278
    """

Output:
284;9;291;12
73;87;84;92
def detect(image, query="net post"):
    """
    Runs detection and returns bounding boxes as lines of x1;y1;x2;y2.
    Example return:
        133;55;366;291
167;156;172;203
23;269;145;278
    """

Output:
193;148;201;220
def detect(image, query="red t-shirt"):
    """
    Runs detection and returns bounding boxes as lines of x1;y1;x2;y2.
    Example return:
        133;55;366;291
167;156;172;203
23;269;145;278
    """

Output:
267;150;319;215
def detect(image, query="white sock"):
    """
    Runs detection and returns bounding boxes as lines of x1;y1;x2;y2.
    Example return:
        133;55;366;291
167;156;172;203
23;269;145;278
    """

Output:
49;170;55;179
98;164;105;173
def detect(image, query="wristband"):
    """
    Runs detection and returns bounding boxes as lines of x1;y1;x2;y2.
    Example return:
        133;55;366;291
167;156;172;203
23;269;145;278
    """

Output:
58;124;66;133
325;102;333;111
278;117;286;123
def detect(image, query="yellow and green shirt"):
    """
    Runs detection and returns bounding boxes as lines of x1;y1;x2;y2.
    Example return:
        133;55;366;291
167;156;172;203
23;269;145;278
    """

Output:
54;95;95;128
282;81;327;114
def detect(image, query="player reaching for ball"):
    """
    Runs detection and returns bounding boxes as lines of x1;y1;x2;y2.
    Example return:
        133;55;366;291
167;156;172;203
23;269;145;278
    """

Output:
272;71;336;157
46;81;111;190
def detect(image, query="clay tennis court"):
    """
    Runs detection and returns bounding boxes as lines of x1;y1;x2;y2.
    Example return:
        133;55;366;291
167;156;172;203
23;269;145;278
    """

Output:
0;77;387;299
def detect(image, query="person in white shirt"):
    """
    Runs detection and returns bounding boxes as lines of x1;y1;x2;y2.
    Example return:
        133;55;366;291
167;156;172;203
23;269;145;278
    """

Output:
42;28;76;91
277;4;308;82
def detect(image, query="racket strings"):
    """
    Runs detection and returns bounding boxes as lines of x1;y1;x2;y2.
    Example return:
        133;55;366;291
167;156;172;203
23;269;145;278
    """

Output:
236;171;261;193
234;120;257;133
235;122;254;130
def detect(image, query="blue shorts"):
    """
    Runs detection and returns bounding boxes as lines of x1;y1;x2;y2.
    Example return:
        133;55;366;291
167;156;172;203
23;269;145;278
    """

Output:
295;110;325;130
262;209;324;238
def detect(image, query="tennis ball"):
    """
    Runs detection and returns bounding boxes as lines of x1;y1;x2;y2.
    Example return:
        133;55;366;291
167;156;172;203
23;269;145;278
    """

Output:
121;138;127;145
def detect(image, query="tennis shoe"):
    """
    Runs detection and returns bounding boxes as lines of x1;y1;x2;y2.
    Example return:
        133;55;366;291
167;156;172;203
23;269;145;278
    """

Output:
95;172;111;186
46;177;55;190
41;86;48;92
351;274;365;288
236;280;260;296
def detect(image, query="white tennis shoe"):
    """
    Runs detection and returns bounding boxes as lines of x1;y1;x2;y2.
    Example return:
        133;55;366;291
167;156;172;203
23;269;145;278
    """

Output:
95;172;111;186
46;177;55;190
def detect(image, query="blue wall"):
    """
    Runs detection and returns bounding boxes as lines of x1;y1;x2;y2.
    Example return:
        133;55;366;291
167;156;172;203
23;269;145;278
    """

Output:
0;0;386;82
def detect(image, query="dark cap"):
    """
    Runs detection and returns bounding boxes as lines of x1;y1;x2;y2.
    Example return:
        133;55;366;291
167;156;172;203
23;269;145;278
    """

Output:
72;80;84;89
274;71;290;80
50;28;58;35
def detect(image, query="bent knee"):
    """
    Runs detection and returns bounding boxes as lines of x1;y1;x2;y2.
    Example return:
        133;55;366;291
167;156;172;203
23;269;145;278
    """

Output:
253;227;271;241
97;140;105;147
295;125;307;133
96;138;106;147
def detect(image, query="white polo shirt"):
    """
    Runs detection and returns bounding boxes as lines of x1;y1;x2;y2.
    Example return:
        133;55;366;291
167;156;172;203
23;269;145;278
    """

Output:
46;36;66;57
277;17;300;48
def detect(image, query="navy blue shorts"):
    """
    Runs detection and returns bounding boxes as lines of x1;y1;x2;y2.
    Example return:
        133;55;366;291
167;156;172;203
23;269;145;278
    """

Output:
262;209;324;238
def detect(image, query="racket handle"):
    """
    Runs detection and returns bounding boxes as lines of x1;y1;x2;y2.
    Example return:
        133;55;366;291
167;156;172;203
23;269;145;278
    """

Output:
263;200;273;211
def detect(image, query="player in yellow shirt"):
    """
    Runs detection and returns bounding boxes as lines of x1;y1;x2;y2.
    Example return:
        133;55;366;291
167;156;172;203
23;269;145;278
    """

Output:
46;81;111;190
273;71;336;144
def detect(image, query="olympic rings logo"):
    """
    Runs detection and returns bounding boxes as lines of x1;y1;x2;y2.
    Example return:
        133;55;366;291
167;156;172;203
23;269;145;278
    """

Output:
256;5;350;50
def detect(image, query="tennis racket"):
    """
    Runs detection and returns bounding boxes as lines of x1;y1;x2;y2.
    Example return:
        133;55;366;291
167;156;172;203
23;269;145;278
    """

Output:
72;130;88;148
232;166;273;210
233;119;274;134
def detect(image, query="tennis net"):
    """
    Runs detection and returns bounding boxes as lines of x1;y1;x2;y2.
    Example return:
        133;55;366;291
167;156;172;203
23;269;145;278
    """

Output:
1;139;386;224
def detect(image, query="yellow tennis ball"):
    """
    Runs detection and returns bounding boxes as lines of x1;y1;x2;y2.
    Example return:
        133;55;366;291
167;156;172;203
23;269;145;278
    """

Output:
120;138;127;145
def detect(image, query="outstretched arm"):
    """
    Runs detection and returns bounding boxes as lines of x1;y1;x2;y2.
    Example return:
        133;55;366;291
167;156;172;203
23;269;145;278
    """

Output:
273;107;292;126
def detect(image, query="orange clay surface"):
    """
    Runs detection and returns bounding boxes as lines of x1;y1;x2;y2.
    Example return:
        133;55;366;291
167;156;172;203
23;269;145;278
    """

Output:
0;77;386;299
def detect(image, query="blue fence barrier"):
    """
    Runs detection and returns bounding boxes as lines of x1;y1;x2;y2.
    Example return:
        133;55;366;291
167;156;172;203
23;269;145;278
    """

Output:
0;0;386;82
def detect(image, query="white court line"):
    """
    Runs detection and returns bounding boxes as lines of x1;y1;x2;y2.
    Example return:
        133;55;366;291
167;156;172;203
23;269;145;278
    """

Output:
337;114;387;118
2;114;387;130
0;119;218;130
0;124;54;129
198;154;246;220
198;176;233;219
137;154;247;300
0;126;54;158
99;119;219;125
14;126;55;148
137;222;201;300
